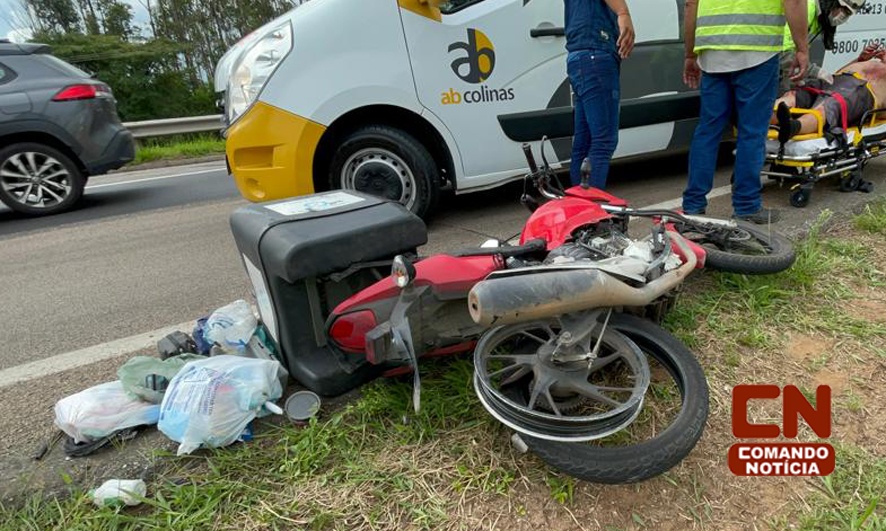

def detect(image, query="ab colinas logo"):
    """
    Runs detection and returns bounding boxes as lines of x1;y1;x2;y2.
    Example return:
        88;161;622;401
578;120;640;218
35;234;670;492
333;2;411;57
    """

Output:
728;384;835;477
442;28;515;105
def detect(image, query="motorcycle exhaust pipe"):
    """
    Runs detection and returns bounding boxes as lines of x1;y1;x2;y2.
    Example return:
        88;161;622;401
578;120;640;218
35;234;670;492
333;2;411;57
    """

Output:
468;232;697;327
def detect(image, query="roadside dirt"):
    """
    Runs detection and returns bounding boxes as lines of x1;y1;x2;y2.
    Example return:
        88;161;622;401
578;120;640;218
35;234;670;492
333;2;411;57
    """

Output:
1;188;884;529
0;347;177;505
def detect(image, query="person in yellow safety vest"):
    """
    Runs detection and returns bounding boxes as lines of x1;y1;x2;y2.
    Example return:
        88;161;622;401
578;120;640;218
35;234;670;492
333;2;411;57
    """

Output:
778;0;866;92
681;0;809;224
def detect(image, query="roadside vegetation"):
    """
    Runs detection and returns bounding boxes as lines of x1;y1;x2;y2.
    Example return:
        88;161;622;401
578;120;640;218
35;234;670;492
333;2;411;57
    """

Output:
2;199;885;531
131;134;226;166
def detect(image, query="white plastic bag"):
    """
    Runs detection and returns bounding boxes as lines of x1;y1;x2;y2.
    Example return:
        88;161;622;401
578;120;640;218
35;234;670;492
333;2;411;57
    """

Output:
54;381;160;444
90;479;147;507
205;300;258;353
158;355;283;455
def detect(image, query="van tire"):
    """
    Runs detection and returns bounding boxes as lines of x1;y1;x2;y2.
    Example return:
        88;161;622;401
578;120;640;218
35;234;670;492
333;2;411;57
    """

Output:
329;126;439;219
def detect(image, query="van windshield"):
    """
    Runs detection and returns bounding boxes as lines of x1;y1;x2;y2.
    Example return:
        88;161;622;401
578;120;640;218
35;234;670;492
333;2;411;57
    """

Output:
439;0;483;14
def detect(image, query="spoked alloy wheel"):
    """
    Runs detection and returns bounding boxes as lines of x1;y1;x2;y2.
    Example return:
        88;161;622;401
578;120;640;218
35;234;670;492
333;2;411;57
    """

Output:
516;314;710;484
0;143;84;216
473;316;651;442
340;148;418;211
673;218;795;274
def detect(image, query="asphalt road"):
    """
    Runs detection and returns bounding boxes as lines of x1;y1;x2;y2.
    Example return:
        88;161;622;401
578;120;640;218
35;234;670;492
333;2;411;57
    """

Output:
1;152;884;371
0;162;236;237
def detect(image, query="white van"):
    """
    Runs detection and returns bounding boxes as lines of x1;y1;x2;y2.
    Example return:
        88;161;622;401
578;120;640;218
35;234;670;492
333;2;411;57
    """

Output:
214;0;884;218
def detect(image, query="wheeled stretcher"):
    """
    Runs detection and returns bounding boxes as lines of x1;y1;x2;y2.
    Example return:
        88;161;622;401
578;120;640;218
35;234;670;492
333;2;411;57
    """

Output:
761;105;886;207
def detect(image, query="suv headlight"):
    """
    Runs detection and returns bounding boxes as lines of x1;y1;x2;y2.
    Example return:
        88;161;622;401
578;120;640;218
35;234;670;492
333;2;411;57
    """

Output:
227;21;293;123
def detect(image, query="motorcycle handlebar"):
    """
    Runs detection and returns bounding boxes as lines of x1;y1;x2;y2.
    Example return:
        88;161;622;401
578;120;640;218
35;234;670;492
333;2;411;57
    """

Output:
522;143;539;175
521;142;561;201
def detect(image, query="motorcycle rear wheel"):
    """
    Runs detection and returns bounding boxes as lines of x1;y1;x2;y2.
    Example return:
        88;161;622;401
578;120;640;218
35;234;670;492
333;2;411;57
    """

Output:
518;313;709;484
673;218;796;274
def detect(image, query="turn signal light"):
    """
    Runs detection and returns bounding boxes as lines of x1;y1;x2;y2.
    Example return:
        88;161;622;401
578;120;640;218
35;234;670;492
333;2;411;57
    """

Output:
329;310;377;353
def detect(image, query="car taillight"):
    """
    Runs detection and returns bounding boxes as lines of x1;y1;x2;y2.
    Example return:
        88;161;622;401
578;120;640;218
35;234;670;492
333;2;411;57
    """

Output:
52;84;106;101
329;310;377;353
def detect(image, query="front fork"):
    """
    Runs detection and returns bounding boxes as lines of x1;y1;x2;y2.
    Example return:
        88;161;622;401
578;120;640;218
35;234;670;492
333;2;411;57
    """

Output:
391;284;428;413
365;282;429;412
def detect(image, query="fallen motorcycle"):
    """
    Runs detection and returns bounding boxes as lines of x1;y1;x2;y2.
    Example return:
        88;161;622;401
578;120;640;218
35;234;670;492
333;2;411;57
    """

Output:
229;139;796;483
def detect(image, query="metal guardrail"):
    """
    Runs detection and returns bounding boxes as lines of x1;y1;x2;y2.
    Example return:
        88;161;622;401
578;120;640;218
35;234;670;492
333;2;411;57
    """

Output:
123;114;225;139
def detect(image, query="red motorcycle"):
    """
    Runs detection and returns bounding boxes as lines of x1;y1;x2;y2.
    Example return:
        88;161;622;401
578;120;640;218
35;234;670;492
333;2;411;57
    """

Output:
231;139;795;484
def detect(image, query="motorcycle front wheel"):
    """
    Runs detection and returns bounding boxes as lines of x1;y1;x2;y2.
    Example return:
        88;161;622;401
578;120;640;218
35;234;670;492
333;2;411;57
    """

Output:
673;218;796;275
516;313;710;484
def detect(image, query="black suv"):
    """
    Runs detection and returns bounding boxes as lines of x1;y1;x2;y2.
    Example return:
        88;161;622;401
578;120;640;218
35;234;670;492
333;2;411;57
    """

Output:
0;41;135;216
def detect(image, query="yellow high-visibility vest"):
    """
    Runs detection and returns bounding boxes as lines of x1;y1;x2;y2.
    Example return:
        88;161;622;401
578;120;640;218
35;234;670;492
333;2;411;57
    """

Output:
782;0;820;50
694;0;786;53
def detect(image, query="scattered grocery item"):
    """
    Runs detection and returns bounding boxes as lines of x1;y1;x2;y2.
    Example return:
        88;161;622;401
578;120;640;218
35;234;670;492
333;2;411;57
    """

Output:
192;317;212;355
64;426;141;458
54;380;160;445
284;391;321;425
204;300;258;354
89;479;147;508
157;331;198;360
118;354;207;404
157;355;284;455
44;301;289;462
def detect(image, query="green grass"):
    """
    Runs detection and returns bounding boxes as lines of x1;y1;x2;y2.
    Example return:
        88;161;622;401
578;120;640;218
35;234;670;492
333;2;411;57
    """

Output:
2;200;886;529
793;445;886;531
131;134;225;165
0;359;524;531
854;198;886;235
663;210;886;357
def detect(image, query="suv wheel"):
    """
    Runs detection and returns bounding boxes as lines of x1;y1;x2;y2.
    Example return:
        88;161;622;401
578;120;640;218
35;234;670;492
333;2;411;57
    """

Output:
0;142;85;216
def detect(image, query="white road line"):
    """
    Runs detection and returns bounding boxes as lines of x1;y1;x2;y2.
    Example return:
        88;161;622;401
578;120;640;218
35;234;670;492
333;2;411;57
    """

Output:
85;167;225;190
0;181;739;387
0;321;196;389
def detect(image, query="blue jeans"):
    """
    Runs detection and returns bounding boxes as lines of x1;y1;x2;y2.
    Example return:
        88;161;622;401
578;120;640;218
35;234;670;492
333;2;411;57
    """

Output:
568;49;620;188
682;54;779;216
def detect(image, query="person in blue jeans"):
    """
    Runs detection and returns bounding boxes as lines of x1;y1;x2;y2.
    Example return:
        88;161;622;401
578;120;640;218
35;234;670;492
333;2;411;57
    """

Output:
680;0;809;224
565;0;635;188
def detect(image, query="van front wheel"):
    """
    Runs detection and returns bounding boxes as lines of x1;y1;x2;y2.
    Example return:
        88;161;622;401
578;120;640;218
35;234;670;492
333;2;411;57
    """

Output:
330;126;439;219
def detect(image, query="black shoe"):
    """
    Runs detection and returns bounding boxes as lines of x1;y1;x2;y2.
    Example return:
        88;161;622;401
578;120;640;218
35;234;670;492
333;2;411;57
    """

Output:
733;208;782;224
776;102;801;144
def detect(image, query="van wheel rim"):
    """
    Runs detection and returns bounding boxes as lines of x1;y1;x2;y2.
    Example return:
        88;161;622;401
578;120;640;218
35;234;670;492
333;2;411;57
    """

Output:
341;148;415;210
0;152;72;209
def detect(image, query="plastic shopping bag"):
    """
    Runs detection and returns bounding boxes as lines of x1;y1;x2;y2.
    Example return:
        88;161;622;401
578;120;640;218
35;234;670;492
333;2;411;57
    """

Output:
90;479;147;508
117;354;207;404
204;300;258;353
54;381;160;444
158;355;283;455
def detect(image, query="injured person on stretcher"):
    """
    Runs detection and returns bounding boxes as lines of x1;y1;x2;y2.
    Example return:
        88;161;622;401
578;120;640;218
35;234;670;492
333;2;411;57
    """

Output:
773;42;886;145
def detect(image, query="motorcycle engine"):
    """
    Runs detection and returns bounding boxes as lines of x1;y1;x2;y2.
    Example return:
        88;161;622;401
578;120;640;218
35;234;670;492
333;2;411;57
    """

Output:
544;230;634;265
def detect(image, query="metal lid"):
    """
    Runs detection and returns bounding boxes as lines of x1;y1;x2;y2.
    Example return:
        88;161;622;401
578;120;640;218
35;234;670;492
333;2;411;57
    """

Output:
284;391;321;422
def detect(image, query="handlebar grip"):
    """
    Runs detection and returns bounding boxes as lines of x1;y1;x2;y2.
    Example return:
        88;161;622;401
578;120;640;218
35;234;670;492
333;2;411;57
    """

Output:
522;143;539;174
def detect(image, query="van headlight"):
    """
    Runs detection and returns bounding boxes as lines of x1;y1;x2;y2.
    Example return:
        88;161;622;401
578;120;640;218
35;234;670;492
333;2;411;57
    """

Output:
227;21;293;123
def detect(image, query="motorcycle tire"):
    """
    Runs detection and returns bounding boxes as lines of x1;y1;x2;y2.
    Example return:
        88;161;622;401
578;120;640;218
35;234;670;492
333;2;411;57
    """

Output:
519;313;709;484
675;218;796;275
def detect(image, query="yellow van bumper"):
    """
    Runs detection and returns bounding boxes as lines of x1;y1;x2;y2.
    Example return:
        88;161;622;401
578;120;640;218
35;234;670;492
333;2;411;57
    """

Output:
225;101;326;202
